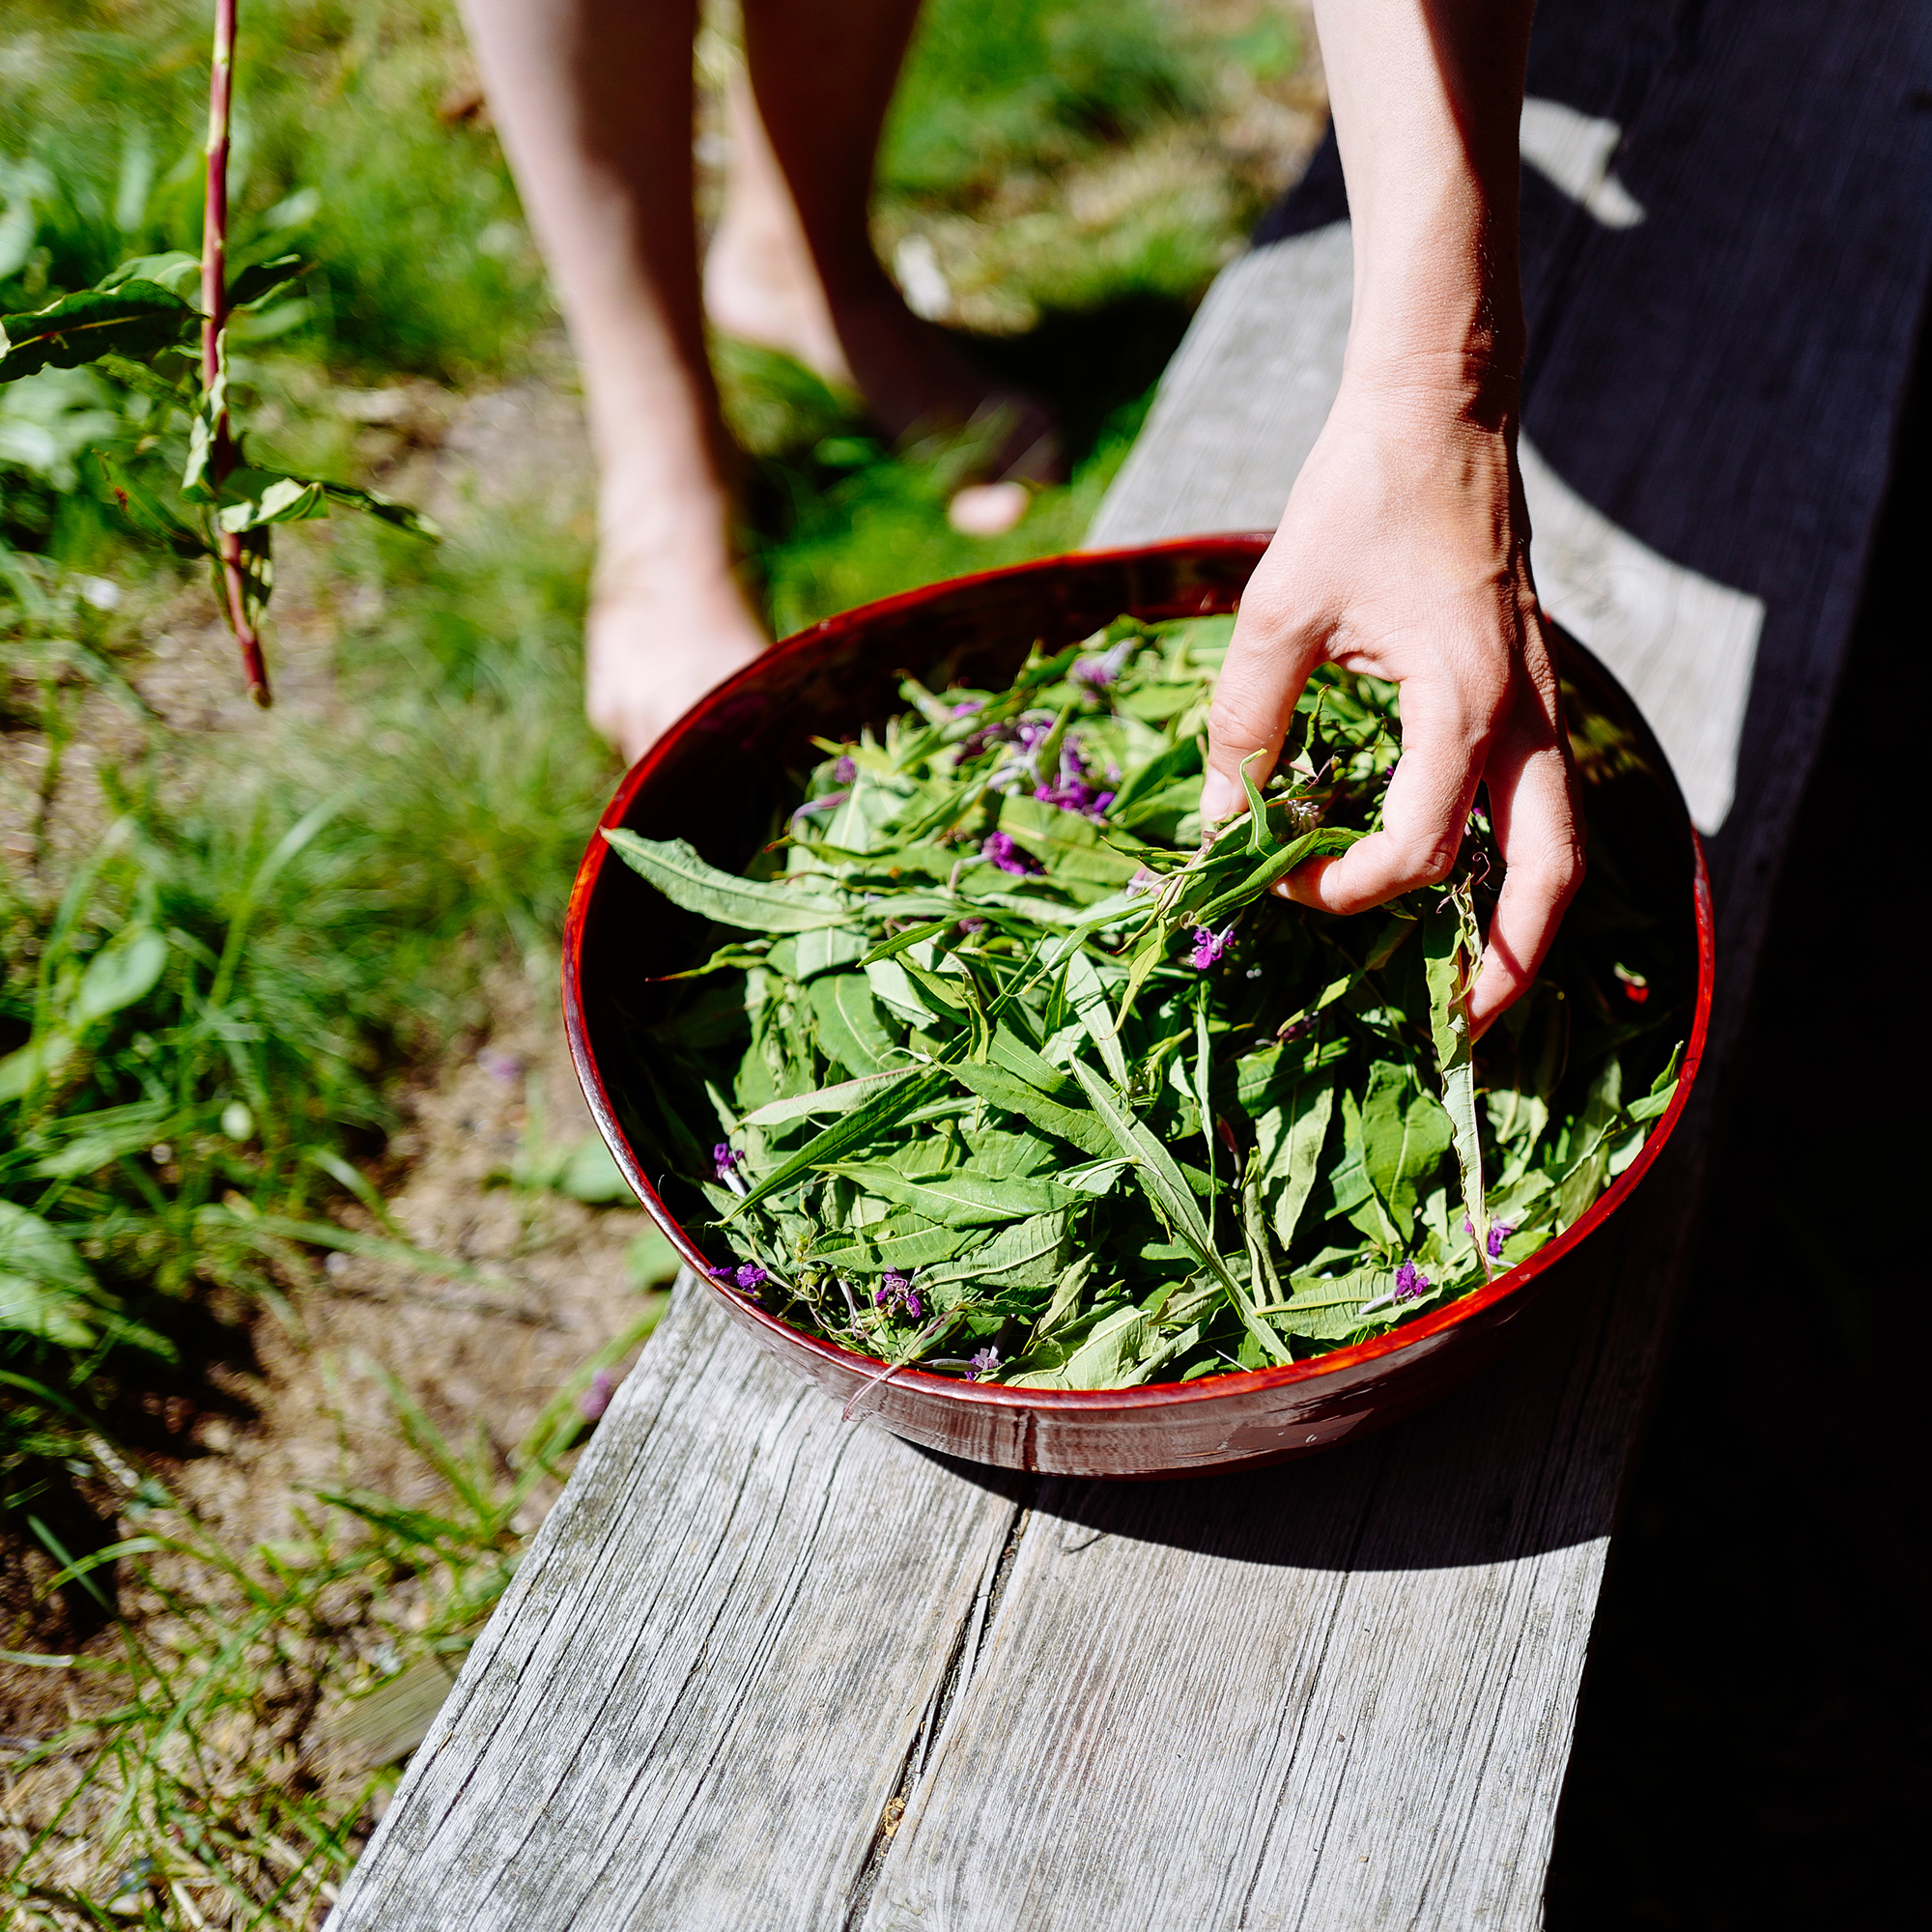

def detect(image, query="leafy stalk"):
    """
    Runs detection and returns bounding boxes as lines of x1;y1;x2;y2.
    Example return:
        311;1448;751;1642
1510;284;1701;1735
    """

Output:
202;0;270;705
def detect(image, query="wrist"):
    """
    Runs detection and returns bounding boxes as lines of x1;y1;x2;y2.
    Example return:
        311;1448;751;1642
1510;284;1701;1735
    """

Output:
1344;256;1522;421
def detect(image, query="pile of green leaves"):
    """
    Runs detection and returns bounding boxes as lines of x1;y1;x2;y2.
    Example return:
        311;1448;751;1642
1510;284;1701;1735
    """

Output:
611;616;1685;1391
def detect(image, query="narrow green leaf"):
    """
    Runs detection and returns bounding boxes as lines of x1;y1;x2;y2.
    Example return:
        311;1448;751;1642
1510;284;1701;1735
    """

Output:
950;1060;1116;1158
319;479;440;540
726;1069;945;1217
1191;825;1361;927
740;1066;912;1128
816;1162;1084;1229
1256;1082;1335;1253
1065;948;1128;1084
1425;885;1489;1267
810;1215;972;1273
604;829;853;932
1066;1063;1249;1320
920;1209;1075;1290
809;972;896;1075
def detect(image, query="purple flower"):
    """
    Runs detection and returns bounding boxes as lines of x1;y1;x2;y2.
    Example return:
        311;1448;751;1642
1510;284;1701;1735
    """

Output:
1035;760;1116;821
1013;719;1052;751
951;698;983;717
1463;1216;1515;1261
874;1269;923;1321
1393;1260;1430;1302
833;753;858;784
1035;739;1115;818
733;1263;769;1292
966;1346;1001;1381
790;789;848;825
980;831;1041;876
1071;639;1132;689
1034;779;1090;812
1188;923;1235;971
579;1368;614;1421
956;916;988;935
713;1143;742;1180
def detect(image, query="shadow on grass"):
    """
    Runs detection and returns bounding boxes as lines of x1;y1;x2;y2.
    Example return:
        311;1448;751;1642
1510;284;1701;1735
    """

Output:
733;290;1197;633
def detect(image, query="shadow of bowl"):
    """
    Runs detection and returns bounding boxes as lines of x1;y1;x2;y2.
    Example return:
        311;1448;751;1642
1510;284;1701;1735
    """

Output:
563;536;1713;1479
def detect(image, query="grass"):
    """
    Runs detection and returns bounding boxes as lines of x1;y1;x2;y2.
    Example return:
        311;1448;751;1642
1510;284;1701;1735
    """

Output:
0;0;1314;1920
4;1319;661;1929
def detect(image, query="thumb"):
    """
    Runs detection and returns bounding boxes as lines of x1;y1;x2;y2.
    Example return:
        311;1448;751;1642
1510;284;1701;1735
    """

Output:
1201;612;1321;826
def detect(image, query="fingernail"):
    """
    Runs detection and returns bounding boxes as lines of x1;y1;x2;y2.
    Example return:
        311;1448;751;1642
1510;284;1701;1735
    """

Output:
1199;769;1236;824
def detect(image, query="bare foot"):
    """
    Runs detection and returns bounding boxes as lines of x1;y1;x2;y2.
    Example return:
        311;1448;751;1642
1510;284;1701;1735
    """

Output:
704;78;1063;487
948;480;1032;536
585;542;768;766
702;78;854;387
829;286;1065;483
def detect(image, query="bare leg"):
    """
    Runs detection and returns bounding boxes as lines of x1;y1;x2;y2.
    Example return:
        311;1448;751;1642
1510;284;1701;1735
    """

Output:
739;0;1061;478
460;0;765;762
703;69;855;387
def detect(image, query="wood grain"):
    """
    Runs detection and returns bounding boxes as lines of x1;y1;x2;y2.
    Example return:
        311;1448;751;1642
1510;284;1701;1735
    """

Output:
328;1278;1022;1931
330;0;1931;1924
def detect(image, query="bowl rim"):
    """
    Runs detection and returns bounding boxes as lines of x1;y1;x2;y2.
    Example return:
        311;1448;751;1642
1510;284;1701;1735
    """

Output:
562;533;1714;1417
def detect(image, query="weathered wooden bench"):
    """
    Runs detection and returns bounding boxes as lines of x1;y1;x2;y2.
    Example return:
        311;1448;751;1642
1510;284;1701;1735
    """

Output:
328;2;1930;1924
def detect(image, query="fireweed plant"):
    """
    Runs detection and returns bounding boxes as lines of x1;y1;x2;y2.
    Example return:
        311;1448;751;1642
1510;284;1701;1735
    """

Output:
0;0;433;704
611;625;1684;1394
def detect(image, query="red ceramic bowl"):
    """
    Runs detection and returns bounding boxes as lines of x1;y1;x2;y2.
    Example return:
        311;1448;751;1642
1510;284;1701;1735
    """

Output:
563;536;1713;1479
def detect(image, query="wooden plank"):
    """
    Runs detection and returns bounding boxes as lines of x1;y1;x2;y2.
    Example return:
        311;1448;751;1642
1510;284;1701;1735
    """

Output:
329;1278;1023;1931
331;1;1931;1926
862;1156;1701;1932
864;3;1926;1920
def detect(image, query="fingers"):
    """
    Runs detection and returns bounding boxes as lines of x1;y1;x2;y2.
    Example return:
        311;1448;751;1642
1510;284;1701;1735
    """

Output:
1200;573;1326;825
1274;653;1498;913
1466;723;1584;1037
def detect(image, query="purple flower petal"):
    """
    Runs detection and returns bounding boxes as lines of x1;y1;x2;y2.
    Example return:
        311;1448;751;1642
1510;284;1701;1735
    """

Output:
790;789;849;826
966;1346;1001;1381
1393;1260;1431;1302
1487;1223;1514;1260
1188;923;1235;971
578;1368;614;1421
980;831;1041;876
833;754;857;784
733;1263;769;1292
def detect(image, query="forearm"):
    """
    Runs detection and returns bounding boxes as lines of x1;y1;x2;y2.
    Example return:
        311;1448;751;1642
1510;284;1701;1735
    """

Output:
1316;0;1536;413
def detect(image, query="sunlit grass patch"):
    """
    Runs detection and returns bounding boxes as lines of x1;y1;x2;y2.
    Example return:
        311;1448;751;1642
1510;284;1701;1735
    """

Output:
3;1324;660;1929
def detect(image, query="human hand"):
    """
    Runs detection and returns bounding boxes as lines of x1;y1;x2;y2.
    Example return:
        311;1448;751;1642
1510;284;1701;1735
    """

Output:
1201;378;1584;1036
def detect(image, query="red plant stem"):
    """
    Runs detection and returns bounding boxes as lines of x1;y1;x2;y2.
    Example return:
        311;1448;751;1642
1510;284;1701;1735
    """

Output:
202;0;270;707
